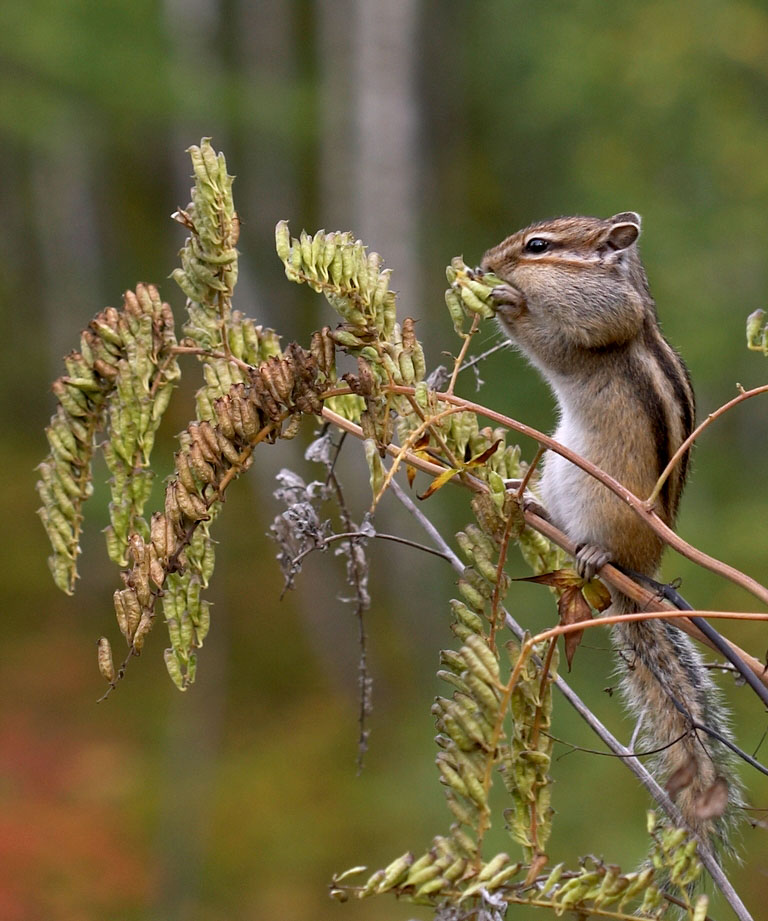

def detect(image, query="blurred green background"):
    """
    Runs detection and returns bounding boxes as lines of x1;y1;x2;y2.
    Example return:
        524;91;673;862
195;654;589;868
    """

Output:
2;0;768;918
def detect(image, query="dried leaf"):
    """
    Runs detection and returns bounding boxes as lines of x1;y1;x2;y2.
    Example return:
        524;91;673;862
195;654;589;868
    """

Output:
418;465;460;500
513;568;583;589
559;585;593;670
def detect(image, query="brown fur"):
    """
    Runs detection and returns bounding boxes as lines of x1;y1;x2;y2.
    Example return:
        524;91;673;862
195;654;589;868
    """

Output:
483;213;741;850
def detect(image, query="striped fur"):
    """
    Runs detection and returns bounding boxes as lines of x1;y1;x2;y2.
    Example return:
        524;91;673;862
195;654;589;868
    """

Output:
482;213;742;852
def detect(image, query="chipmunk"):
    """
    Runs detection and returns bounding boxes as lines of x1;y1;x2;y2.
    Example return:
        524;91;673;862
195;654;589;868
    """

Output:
481;212;742;851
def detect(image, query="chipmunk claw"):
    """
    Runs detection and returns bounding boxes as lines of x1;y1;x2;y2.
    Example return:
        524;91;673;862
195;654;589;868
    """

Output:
574;543;611;581
491;283;527;320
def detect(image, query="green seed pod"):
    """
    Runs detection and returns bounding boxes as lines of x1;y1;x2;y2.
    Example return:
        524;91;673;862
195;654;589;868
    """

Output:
477;853;510;882
445;289;466;336
450;825;478;857
404;862;441;889
449;599;484;634
436;669;470;695
450;622;474;643
299;230;313;271
465;671;500;715
310;228;325;271
440;649;467;674
436;757;468;797
462;634;500;682
445;791;477;826
275;221;291;262
460;284;495;319
692;895;710;921
378;852;413;891
363;438;385;497
163;648;185;690
414;876;446;898
457;579;486;613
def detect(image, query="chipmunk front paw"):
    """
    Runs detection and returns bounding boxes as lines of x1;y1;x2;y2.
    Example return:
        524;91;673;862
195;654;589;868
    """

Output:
491;283;527;321
574;543;612;581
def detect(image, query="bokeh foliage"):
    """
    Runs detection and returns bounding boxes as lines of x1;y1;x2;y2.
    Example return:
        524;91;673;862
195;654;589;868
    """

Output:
4;1;768;919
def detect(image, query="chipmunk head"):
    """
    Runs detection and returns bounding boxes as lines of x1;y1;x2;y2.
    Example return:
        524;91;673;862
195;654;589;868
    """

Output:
481;212;651;362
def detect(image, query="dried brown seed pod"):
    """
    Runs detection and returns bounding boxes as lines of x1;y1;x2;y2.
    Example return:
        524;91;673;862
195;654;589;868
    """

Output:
215;429;241;465
189;441;216;486
197;421;221;462
175;481;210;522
97;637;116;682
175;450;199;494
213;395;236;440
113;590;130;640
132;611;153;652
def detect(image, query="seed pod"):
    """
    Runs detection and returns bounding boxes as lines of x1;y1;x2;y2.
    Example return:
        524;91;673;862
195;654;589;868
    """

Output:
460;284;495;319
148;545;166;589
189;441;216;485
457;579;486;613
132;611;153;652
97;637;115;682
445;289;466;336
175;481;210;521
149;512;169;559
449;599;484;634
298;230;312;270
275;220;291;262
175;450;199;494
213;396;236;440
445;791;477;826
163;648;185;690
208;430;237;468
437;757;469;797
363;438;385;497
113;590;130;640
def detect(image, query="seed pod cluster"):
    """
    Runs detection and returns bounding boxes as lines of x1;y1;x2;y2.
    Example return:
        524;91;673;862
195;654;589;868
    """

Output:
102;343;324;691
275;221;397;344
172;140;239;349
648;814;703;896
332;840;522;904
500;639;557;861
102;286;181;565
37;284;180;592
444;257;501;336
337;840;688;914
432;526;509;854
194;310;283;422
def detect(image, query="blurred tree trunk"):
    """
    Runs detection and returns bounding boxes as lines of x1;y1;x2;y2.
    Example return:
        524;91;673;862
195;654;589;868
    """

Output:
353;0;421;316
234;0;300;332
30;116;104;376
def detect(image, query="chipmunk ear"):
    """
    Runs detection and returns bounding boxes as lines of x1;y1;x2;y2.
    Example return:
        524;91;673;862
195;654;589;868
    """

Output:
605;212;641;250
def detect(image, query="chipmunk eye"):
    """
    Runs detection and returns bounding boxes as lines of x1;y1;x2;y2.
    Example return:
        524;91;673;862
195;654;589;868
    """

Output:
524;237;550;254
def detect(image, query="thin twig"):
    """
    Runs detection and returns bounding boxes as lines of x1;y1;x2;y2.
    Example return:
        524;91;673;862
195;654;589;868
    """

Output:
447;314;481;395
647;383;768;507
456;339;511;376
289;529;452;569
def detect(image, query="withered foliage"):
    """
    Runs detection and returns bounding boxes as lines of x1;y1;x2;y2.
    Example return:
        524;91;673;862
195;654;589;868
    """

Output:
37;140;724;920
